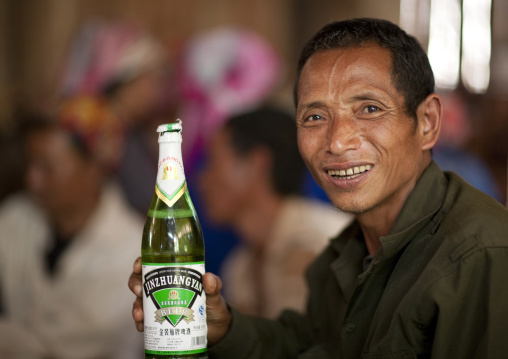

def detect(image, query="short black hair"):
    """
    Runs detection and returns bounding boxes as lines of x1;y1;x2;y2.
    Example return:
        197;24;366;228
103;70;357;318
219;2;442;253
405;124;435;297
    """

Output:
17;109;92;161
224;107;305;196
294;18;435;119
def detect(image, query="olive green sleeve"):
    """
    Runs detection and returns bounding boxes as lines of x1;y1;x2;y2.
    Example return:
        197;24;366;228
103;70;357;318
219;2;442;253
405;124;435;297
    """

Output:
425;247;508;359
208;306;313;359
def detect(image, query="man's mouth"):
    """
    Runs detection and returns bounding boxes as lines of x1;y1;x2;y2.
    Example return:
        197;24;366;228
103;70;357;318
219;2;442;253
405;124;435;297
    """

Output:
327;165;372;180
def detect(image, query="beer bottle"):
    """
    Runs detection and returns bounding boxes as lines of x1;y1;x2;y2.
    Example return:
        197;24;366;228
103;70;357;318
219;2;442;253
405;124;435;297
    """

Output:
142;120;208;359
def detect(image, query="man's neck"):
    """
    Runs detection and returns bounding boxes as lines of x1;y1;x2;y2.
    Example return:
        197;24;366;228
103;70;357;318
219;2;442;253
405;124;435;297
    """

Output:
357;209;400;255
52;189;101;239
233;189;284;252
356;157;431;255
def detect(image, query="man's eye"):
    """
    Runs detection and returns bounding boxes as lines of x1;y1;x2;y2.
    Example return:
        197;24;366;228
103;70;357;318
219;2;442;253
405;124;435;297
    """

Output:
306;114;323;122
365;105;380;113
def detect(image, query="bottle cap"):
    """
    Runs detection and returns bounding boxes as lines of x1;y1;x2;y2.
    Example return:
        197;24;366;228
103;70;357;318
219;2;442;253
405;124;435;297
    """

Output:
157;119;182;133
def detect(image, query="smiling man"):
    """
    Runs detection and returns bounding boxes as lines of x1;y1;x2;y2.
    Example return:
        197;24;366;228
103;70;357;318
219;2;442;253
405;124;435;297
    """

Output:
295;43;441;256
129;18;508;358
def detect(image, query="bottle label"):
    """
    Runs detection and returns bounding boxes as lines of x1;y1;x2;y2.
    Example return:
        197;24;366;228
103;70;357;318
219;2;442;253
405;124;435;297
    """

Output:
156;154;186;207
142;262;207;355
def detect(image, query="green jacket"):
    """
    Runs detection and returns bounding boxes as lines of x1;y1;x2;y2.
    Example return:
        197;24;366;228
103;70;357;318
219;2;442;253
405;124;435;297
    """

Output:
209;162;508;358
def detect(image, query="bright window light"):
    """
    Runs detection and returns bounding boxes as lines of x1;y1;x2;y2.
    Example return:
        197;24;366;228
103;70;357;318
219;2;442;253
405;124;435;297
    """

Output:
400;0;419;33
461;0;492;94
428;0;462;90
400;0;430;46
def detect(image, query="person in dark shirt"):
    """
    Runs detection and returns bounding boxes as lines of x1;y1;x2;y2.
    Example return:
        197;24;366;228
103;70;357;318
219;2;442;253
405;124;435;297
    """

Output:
129;18;508;358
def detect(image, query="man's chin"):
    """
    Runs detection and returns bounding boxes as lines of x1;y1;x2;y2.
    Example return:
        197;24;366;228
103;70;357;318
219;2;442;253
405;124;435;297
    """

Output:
333;201;375;215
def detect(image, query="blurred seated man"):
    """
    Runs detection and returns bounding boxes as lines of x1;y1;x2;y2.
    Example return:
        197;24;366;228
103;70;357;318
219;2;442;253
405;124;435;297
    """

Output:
198;107;352;318
0;97;143;359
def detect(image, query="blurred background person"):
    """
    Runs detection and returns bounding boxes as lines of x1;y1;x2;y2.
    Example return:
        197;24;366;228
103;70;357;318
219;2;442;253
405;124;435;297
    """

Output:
175;26;281;171
0;96;143;359
59;19;175;215
198;107;352;318
433;89;503;202
174;26;289;275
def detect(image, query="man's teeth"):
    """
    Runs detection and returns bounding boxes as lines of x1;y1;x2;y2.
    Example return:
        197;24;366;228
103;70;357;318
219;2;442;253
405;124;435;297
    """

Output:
328;165;372;179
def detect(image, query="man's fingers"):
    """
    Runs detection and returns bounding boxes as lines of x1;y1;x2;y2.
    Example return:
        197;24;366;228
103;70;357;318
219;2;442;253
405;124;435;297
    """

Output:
128;257;143;297
203;272;231;346
203;272;222;295
204;272;226;317
129;257;144;332
133;256;142;273
132;296;144;332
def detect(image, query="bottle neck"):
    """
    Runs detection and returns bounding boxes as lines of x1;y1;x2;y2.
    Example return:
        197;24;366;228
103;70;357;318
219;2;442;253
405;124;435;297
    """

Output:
156;133;187;207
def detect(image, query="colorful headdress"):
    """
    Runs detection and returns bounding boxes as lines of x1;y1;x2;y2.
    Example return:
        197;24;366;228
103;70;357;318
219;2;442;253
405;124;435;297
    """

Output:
56;95;125;171
176;27;282;167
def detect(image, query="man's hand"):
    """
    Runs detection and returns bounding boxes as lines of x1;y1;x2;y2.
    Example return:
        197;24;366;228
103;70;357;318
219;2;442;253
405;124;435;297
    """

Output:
128;257;232;345
128;257;144;332
203;270;232;346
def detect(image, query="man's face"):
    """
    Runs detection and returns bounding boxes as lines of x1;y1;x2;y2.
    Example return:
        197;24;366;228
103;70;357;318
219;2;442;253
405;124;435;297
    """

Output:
119;70;168;125
296;45;428;215
25;129;99;218
198;129;253;225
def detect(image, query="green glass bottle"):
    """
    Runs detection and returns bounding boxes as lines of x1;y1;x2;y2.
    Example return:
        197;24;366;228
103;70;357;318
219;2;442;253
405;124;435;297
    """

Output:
142;120;208;359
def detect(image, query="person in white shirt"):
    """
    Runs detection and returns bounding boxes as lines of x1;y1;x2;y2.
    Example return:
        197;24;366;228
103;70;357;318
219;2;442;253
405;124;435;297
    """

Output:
0;97;143;359
198;107;352;318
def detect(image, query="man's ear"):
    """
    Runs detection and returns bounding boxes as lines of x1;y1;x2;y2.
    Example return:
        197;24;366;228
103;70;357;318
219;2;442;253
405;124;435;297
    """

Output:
418;93;442;151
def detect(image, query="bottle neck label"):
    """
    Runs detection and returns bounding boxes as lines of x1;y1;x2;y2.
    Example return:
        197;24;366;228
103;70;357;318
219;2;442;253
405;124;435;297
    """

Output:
156;141;186;207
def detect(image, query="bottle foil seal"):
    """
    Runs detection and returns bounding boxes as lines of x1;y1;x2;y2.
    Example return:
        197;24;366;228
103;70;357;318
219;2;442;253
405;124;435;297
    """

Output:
157;120;182;133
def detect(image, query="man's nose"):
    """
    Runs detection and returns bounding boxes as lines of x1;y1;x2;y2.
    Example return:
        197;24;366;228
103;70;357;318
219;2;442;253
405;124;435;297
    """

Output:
326;115;361;154
25;165;44;194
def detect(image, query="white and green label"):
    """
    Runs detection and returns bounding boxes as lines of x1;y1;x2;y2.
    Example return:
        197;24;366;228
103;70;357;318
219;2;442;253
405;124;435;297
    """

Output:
156;153;186;207
142;262;207;355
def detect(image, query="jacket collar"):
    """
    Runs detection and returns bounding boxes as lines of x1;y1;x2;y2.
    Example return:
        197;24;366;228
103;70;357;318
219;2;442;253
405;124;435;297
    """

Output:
330;222;366;300
329;161;447;298
376;161;447;262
